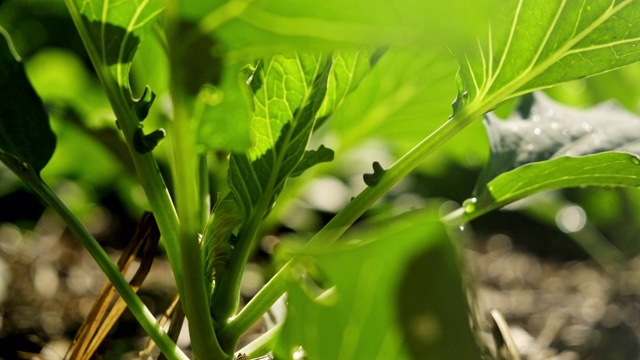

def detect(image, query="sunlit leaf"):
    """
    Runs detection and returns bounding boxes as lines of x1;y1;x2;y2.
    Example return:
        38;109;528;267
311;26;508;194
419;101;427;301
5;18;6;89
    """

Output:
202;0;492;60
329;49;471;154
228;51;375;217
228;53;330;217
0;28;55;175
179;1;488;152
274;209;481;359
316;50;374;122
456;0;640;114
211;52;376;315
468;152;640;220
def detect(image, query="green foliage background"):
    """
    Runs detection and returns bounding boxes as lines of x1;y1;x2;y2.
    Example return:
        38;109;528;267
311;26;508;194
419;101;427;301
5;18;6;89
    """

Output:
4;0;640;359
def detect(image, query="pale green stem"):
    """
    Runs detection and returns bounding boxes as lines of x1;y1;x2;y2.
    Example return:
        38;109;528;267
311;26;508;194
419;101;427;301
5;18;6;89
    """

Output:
63;0;184;295
221;109;479;341
164;1;226;357
235;323;283;359
200;154;211;229
308;111;477;247
217;262;290;345
211;191;273;332
167;100;225;358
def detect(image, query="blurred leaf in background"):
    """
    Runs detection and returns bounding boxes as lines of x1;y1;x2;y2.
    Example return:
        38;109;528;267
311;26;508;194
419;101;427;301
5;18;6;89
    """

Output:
0;0;157;229
275;207;481;359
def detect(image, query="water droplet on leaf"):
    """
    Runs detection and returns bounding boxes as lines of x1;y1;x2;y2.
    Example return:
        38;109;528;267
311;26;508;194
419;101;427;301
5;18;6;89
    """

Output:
293;346;307;360
631;156;640;165
462;198;477;213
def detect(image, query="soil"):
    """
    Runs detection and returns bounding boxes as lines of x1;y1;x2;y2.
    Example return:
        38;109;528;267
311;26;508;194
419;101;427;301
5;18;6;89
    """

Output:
2;210;640;359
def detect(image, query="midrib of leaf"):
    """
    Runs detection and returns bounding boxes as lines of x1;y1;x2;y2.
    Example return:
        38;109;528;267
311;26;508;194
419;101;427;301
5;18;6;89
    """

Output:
238;8;383;44
468;0;632;112
258;53;323;196
199;0;250;33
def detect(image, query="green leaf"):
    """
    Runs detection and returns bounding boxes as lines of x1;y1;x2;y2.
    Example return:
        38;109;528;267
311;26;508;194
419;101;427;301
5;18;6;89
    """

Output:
469;152;640;220
228;53;331;217
464;93;640;220
328;48;483;158
229;50;376;214
211;51;376;321
203;0;493;60
164;4;254;152
0;28;55;175
290;145;334;178
228;51;376;216
71;0;164;86
182;1;487;153
456;0;640;114
196;64;253;152
202;193;244;288
363;161;387;187
475;92;640;193
274;209;481;359
316;50;375;122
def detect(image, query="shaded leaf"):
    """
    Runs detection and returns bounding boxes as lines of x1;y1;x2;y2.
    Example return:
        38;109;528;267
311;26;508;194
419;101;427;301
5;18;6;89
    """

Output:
202;194;243;288
363;161;386;187
274;209;481;359
456;0;640;114
195;63;253;152
0;28;55;174
475;92;640;192
82;19;140;67
171;20;223;96
464;93;640;220
290;145;334;178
